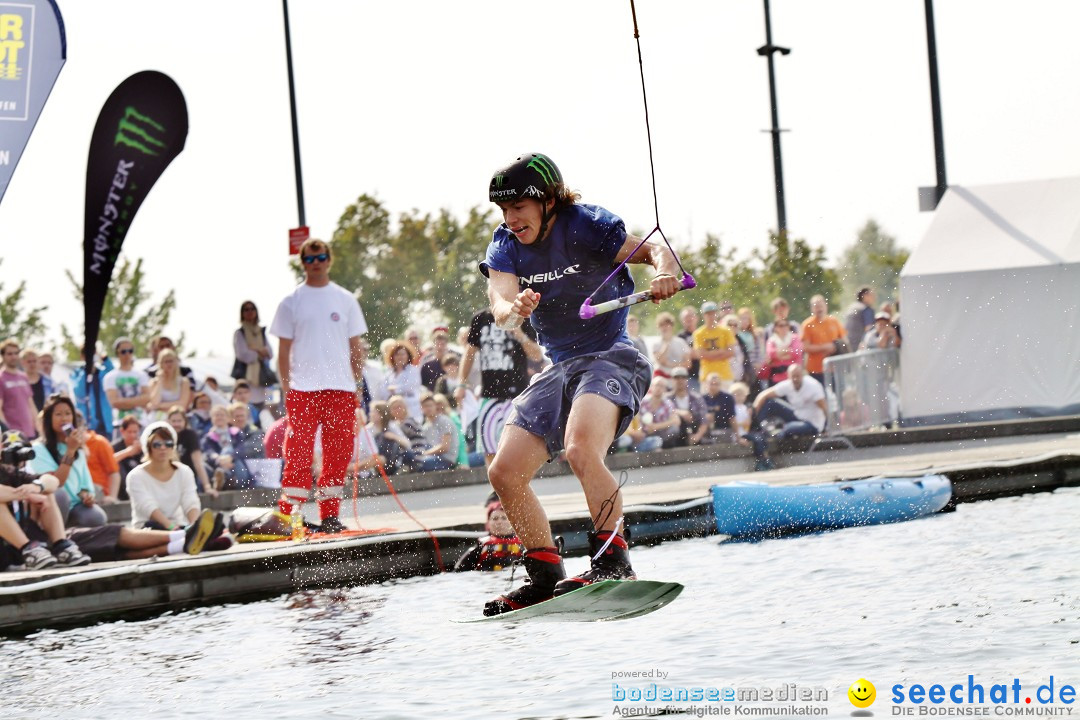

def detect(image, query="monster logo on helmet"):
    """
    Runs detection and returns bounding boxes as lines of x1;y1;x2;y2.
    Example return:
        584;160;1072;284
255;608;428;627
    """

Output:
488;152;563;204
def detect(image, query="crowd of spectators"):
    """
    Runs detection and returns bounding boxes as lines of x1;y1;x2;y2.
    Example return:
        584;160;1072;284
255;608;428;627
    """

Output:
0;286;902;514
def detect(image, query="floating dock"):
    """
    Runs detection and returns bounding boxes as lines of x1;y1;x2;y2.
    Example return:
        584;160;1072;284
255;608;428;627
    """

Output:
1;426;1077;634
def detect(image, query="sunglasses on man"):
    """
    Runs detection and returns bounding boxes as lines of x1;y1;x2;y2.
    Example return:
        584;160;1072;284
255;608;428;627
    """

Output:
302;253;329;265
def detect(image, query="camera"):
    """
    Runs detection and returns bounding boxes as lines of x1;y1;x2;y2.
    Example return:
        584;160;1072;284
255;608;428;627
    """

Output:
1;431;35;466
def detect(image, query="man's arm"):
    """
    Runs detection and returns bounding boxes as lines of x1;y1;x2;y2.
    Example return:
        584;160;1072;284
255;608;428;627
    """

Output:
515;328;544;362
277;338;292;395
488;270;536;330
753;386;777;413
349;335;365;403
0;392;6;426
614;234;680;303
454;345;478;402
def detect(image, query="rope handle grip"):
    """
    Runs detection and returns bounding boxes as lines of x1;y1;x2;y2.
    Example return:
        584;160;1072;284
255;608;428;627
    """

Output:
579;273;696;319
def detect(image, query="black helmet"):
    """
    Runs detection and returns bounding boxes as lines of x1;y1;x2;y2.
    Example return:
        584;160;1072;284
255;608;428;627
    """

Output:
488;153;563;204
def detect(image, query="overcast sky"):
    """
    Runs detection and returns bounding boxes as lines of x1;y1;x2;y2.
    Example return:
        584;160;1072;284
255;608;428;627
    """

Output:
1;0;1078;358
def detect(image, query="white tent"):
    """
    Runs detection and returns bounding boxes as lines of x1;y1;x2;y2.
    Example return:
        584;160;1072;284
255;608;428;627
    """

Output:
900;176;1080;425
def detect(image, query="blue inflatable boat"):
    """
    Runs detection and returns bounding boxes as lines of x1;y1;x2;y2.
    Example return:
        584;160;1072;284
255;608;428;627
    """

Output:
710;475;952;538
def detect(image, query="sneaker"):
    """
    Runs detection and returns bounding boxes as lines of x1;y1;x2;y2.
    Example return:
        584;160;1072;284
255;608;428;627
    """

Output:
21;542;57;570
318;516;346;534
208;512;225;541
553;531;635;596
184;509;216;555
204;535;234;553
483;547;566;616
53;541;91;567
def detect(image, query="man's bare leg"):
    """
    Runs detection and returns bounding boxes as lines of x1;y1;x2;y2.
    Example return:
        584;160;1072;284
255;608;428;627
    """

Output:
486;424;552;548
563;393;623;533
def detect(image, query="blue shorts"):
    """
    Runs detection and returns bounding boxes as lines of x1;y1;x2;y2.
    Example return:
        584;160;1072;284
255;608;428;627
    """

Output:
506;343;652;459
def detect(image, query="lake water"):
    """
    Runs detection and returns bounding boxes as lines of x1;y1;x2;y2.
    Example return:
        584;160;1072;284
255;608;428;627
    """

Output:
2;487;1076;720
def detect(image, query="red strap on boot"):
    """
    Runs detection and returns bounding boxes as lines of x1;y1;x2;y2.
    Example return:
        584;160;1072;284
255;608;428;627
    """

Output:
595;531;628;550
524;546;562;564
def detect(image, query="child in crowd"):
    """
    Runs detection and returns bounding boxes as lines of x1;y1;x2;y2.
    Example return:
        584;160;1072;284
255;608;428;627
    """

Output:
729;382;753;447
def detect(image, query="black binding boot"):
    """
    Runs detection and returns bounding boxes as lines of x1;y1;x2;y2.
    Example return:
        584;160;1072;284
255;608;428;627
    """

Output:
483;546;565;616
553;530;635;596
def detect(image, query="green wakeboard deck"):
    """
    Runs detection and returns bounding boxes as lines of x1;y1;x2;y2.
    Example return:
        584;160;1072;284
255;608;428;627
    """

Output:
455;580;684;623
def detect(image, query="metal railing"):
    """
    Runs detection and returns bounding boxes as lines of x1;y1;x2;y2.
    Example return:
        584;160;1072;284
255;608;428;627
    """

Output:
819;348;901;441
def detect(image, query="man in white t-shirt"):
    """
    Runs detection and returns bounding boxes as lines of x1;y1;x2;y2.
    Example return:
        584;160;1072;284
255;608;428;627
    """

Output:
269;238;367;533
102;337;151;432
747;364;827;471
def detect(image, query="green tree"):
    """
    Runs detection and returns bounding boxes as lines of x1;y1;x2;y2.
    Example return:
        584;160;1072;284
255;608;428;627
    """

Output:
60;257;183;359
0;260;48;344
755;231;843;319
836;219;910;302
324;194;495;347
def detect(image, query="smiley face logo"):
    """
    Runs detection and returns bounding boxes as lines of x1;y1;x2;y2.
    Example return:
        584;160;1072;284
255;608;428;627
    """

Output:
848;679;876;709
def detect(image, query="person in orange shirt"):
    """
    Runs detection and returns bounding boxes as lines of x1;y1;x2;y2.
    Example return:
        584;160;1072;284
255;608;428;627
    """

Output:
81;425;121;504
800;294;847;384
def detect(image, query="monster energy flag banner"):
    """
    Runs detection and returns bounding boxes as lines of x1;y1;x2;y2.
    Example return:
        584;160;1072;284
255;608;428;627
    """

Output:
83;70;187;394
0;0;66;206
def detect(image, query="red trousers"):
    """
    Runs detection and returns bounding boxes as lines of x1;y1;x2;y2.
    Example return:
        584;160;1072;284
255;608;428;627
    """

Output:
281;389;356;520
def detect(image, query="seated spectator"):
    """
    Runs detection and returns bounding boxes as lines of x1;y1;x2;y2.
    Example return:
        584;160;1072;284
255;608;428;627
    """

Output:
701;373;736;444
147;349;192;420
111;415;142;499
414;394;459;472
230;380;263;430
229;400;263;438
388;395;425;449
126;421;222;536
626;314;651;362
80;417;122;505
651;312;692;378
0;431;90;569
432;354;461;403
747;364;827;471
367;400;413;475
667;367;709;446
403;326;423;365
382;343;423;421
859;312;901;351
200;404;248;490
729;382;753;448
199;376;230;409
28;394;108;528
347;407;385;479
146;336;194;388
20;348;54;413
420;327;453;391
618;377;681;452
453;497;523;572
764;318;804;386
166;407;215;496
432;393;469;468
187;392;214;436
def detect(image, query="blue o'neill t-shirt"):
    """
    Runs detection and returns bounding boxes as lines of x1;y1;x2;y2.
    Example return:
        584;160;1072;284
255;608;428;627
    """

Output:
480;204;634;364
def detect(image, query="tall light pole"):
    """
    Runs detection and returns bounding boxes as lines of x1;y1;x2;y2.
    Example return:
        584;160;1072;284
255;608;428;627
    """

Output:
757;0;790;235
920;0;948;211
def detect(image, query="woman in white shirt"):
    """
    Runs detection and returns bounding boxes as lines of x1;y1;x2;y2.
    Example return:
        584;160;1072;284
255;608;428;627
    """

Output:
126;422;214;533
381;342;422;421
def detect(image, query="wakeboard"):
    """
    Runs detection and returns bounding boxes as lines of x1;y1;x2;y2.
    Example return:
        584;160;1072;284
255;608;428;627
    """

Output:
455;579;683;623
